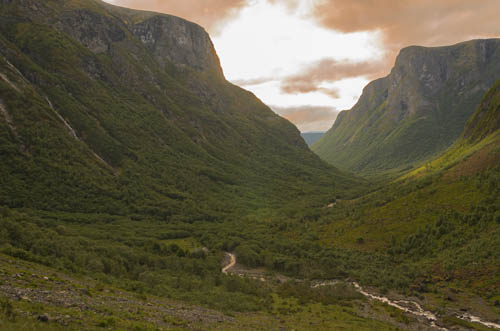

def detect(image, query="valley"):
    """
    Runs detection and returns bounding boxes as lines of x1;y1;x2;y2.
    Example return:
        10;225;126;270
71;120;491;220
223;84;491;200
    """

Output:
0;0;499;330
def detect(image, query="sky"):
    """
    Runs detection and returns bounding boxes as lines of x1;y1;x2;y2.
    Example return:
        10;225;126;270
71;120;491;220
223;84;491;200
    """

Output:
104;0;500;132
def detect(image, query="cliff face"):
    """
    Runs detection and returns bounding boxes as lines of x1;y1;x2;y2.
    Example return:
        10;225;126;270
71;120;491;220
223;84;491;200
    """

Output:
132;15;223;75
313;39;500;174
0;0;351;216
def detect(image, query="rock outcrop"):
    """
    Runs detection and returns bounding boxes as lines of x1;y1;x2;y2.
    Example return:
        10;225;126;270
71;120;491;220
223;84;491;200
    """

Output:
132;15;223;75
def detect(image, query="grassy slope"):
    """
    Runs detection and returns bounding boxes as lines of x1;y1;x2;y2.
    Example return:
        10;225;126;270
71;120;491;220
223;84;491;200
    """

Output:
302;80;500;321
1;253;412;330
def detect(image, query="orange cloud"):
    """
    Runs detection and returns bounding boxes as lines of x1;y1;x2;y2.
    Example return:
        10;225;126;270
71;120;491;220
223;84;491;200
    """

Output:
281;0;500;98
108;0;247;32
281;59;387;96
314;0;500;55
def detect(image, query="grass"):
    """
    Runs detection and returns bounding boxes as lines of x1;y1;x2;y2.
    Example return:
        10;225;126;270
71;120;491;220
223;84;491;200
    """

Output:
0;253;411;330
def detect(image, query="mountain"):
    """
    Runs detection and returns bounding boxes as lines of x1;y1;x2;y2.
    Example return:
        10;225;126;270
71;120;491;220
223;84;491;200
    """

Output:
0;0;355;219
312;39;500;175
308;77;500;326
301;131;325;146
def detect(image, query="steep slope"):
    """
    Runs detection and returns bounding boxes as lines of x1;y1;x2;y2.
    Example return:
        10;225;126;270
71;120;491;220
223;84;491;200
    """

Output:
463;76;500;142
405;75;500;180
0;0;355;219
313;39;500;175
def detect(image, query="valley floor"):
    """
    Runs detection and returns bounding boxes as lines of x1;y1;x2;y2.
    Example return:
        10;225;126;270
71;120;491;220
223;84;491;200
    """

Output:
0;253;440;330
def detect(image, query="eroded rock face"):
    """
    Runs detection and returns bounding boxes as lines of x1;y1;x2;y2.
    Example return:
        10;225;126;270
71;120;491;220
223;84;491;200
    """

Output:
385;39;500;119
132;15;223;75
58;9;125;54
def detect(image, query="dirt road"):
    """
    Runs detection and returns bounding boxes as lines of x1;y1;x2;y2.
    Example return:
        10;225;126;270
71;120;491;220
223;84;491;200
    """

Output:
222;252;236;274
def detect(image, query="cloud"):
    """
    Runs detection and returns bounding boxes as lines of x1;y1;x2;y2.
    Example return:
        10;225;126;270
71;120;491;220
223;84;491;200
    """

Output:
314;0;500;54
231;77;276;87
281;58;387;96
280;0;500;98
106;0;247;32
271;105;339;131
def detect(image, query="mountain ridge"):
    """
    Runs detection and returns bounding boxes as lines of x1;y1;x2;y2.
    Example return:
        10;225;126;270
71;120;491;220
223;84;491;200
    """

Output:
313;38;500;175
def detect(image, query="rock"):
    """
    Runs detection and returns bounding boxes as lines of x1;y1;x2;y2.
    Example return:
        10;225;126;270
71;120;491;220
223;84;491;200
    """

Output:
57;9;125;54
38;314;49;322
132;15;223;76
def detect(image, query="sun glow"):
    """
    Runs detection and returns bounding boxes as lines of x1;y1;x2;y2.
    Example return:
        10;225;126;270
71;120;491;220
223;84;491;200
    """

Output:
212;0;384;130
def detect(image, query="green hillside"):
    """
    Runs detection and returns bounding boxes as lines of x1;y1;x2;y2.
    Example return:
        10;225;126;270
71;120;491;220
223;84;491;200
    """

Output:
1;72;498;330
463;76;500;142
306;78;500;325
313;39;500;176
0;0;356;220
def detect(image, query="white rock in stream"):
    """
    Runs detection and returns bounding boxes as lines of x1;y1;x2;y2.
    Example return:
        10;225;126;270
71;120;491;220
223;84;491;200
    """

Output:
458;313;500;329
351;282;447;330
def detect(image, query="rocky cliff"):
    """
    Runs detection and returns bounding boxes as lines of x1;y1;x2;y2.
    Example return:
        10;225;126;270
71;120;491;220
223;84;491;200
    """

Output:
313;39;500;174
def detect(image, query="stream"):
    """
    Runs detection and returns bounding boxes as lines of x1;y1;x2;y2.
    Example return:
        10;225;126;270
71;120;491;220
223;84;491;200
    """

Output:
223;253;500;330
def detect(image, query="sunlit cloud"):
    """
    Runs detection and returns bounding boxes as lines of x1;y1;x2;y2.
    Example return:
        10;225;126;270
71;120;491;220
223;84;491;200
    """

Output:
212;0;384;131
315;0;500;65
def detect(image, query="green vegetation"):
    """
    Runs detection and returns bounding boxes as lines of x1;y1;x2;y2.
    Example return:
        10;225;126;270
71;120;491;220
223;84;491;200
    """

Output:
0;0;499;330
0;0;359;219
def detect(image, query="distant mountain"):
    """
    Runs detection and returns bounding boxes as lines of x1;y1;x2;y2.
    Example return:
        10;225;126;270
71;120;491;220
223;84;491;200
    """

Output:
301;131;325;146
313;39;500;175
0;0;353;218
